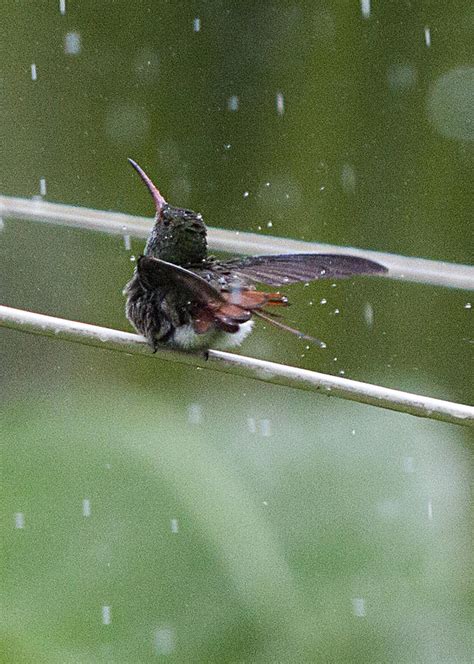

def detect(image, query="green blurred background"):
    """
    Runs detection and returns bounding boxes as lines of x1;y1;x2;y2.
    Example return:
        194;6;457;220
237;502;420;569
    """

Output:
1;2;472;662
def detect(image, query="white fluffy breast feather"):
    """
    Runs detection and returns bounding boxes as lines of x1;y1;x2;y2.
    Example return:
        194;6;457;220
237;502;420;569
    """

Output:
171;320;254;350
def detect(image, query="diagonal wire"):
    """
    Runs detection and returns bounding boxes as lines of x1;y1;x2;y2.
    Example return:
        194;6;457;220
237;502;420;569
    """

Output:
1;195;473;290
1;305;472;428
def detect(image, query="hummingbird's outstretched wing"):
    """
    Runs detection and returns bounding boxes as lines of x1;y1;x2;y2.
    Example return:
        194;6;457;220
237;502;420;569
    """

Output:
221;253;388;287
137;256;225;306
137;256;288;334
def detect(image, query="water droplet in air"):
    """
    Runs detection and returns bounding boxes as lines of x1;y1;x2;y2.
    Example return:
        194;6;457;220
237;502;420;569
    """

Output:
259;419;272;437
64;31;81;55
424;26;431;47
101;606;111;625
364;302;374;327
15;512;25;529
352;597;366;617
360;0;370;19
82;499;91;517
228;95;239;112
276;92;285;115
154;627;175;655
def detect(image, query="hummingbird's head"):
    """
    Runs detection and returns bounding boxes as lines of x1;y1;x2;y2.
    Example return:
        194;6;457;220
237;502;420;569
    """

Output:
128;158;207;266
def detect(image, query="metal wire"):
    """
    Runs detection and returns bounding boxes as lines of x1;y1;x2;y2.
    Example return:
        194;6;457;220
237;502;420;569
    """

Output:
1;195;473;290
1;305;472;427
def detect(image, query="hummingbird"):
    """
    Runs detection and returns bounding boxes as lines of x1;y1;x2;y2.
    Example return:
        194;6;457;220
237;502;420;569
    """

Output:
124;159;387;351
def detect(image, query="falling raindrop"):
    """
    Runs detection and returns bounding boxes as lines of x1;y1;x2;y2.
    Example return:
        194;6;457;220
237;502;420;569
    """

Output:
424;26;431;47
275;92;285;115
170;518;179;533
259;419;272;437
341;163;356;195
59;0;66;14
187;403;202;425
193;17;201;32
39;178;47;196
427;500;433;520
360;0;370;19
154;627;175;655
15;512;25;529
352;597;366;617
64;31;81;55
123;234;131;251
101;606;112;625
31;64;37;81
82;499;91;517
228;95;239;111
364;303;374;328
403;456;414;473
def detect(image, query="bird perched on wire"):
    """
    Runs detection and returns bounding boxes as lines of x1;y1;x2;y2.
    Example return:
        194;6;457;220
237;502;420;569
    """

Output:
124;159;387;351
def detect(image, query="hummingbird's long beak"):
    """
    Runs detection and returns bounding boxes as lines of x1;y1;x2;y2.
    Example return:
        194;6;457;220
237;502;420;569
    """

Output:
128;158;167;214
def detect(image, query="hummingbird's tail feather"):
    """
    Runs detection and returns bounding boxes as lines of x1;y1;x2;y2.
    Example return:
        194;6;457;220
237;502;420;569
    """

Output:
128;158;167;213
224;290;288;308
253;310;327;348
194;290;289;335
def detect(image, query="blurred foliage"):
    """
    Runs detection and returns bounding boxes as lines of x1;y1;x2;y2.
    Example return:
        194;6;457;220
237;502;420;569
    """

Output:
3;374;472;662
1;1;472;662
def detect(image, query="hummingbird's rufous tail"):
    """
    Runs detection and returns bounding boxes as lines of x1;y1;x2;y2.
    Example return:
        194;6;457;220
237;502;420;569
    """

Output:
194;289;288;334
